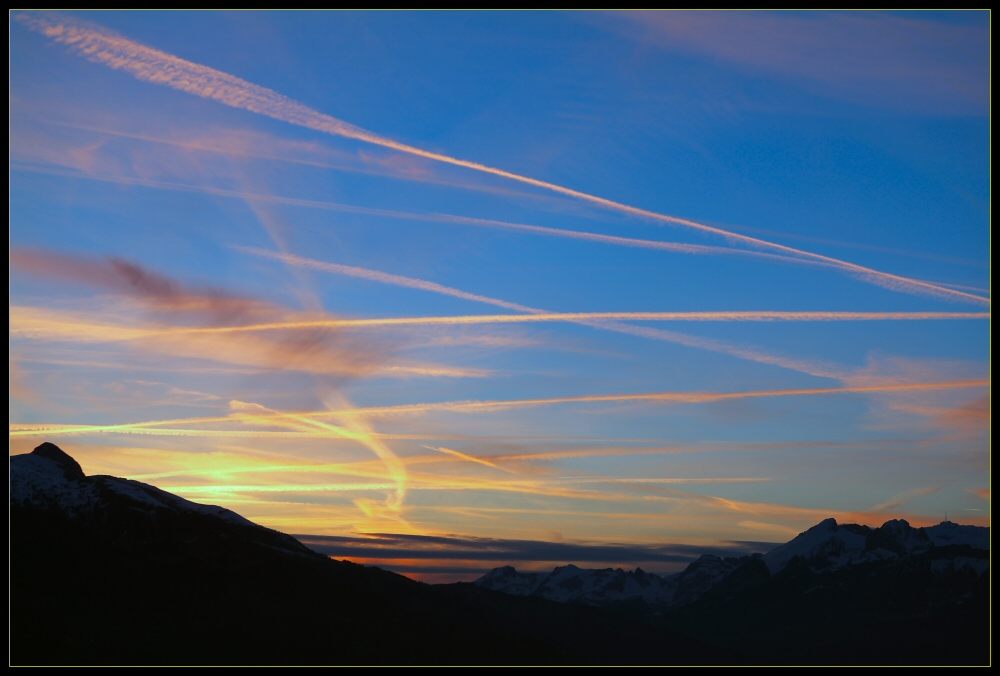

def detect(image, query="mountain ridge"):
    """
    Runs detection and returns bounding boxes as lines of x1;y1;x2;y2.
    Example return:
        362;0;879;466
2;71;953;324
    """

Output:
10;442;720;665
474;515;988;608
10;442;989;665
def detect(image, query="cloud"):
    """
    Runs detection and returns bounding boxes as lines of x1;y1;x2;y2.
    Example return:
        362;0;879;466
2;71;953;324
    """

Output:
294;531;778;566
16;12;988;307
13;379;989;441
871;486;942;513
10;248;388;380
604;11;988;114
839;355;991;435
226;395;411;525
11;248;273;324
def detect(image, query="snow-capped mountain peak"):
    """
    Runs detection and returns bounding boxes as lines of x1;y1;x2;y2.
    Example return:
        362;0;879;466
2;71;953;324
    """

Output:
475;516;988;610
11;442;314;556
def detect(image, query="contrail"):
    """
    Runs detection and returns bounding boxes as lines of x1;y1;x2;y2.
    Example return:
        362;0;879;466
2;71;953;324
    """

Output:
16;304;985;339
9;379;989;437
238;247;537;313
157;310;990;332
423;445;514;473
16;162;983;308
232;398;408;512
323;380;991;415
236;248;848;379
16;13;989;307
434;214;834;267
10;165;826;272
871;486;942;513
13;163;985;308
10;163;989;304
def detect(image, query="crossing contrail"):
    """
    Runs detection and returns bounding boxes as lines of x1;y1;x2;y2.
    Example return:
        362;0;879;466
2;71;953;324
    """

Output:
16;12;989;307
10;379;990;437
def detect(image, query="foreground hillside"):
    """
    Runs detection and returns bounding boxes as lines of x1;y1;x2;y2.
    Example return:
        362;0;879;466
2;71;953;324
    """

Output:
10;443;714;665
11;443;988;665
475;518;989;664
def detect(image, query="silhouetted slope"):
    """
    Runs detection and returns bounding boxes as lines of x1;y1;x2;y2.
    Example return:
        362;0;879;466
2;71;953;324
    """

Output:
473;518;989;665
12;443;986;665
659;546;989;665
11;443;716;666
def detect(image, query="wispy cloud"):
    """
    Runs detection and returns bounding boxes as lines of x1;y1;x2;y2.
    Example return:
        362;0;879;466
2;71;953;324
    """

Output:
295;531;777;567
11;379;989;440
871;486;942;513
225;397;413;530
10;249;492;382
16;12;988;307
604;11;989;114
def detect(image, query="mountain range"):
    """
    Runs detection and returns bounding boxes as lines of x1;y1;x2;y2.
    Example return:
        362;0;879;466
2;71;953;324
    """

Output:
475;517;988;608
10;443;989;665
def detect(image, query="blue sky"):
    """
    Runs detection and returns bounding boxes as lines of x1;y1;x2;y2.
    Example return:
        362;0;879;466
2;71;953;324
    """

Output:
10;11;989;581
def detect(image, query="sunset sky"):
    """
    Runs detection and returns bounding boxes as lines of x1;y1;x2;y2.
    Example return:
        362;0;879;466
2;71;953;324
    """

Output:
10;11;990;582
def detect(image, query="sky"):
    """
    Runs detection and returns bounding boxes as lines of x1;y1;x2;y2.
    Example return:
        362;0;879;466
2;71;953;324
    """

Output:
9;10;990;582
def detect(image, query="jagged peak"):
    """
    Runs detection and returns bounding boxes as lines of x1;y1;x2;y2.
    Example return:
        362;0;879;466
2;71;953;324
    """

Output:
31;442;85;481
880;518;911;529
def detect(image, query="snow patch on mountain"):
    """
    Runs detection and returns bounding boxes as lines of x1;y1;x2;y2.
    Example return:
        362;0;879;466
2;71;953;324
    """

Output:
475;517;988;609
11;443;255;528
925;521;989;550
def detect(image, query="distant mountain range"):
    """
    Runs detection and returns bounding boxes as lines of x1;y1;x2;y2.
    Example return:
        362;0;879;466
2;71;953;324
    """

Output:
475;517;988;609
11;443;989;665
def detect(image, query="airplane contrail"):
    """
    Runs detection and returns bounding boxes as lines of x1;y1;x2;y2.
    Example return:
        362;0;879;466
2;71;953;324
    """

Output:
9;379;989;437
11;300;984;382
15;304;985;339
238;247;537;313
16;13;989;307
238;247;845;377
231;399;409;512
6;164;877;273
159;310;989;332
422;445;514;473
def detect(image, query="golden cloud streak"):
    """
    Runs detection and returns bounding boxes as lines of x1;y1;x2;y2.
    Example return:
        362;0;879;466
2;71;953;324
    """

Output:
15;12;988;307
423;445;514;473
15;301;981;385
11;380;989;439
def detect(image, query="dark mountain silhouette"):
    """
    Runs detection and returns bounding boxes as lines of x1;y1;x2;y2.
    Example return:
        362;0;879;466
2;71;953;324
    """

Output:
10;443;717;666
476;518;989;664
11;443;988;665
